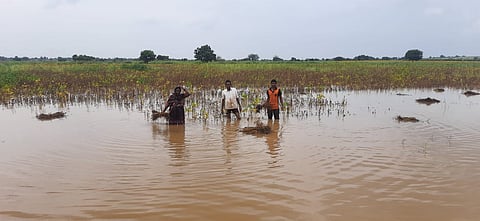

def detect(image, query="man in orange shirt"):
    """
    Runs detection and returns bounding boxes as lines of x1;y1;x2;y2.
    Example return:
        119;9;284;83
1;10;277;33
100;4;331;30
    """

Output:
266;79;284;120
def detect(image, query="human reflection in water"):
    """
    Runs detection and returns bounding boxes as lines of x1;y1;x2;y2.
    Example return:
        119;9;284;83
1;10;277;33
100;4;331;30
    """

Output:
265;120;281;166
151;123;187;161
222;119;240;165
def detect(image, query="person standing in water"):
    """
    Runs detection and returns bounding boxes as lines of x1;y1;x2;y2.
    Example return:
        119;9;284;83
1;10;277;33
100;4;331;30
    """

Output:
221;80;242;120
162;86;190;124
266;79;284;120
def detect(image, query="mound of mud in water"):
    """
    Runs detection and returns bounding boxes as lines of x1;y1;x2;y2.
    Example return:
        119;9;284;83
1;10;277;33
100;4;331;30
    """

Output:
36;112;66;121
396;115;419;122
463;91;480;96
416;97;440;105
240;121;271;134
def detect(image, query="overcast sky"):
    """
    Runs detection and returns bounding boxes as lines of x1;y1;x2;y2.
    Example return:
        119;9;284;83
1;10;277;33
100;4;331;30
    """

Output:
1;0;479;59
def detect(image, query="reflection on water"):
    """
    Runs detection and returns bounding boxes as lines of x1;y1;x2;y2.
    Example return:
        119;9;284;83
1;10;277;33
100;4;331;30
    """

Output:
265;120;281;167
222;119;240;166
1;89;480;221
152;123;187;161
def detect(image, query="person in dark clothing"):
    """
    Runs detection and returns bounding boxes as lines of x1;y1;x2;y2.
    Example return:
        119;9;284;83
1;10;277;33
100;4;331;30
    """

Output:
162;86;190;124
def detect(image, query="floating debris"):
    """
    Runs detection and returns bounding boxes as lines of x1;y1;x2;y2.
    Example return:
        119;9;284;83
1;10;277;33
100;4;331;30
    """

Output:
36;112;66;121
463;91;480;96
240;120;271;134
396;115;419;122
433;88;445;92
152;110;169;121
396;93;410;96
416;97;440;105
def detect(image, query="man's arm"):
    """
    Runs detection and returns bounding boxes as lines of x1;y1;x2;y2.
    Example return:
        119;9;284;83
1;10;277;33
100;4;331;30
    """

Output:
236;98;242;112
264;90;270;107
221;91;225;114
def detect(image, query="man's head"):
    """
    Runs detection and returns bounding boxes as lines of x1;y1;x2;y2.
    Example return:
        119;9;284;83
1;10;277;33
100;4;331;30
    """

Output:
270;79;277;89
225;80;232;91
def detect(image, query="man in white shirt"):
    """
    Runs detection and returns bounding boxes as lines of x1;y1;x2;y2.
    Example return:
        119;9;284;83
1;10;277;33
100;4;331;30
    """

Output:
221;80;242;120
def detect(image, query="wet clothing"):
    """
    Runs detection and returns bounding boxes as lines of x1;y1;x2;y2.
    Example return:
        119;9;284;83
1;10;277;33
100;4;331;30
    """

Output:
222;87;240;110
267;88;282;110
169;106;186;124
267;88;282;120
268;109;280;120
166;93;189;124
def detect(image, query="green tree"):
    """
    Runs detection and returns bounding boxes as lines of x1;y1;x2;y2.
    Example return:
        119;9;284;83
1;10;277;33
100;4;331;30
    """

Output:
404;49;423;61
156;54;169;60
272;56;283;61
247;54;259;61
332;56;346;61
354;55;376;60
139;50;156;63
57;57;68;62
72;54;96;61
194;45;216;62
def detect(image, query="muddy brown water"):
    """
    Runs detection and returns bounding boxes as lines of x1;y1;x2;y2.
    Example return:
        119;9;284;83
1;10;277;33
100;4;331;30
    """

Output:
1;89;480;221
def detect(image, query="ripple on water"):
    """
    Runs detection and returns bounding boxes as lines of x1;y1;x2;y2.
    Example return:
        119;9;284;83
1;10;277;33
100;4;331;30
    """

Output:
1;90;480;220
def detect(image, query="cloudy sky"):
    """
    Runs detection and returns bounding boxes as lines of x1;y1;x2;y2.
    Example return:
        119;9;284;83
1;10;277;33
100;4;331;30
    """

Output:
1;0;479;59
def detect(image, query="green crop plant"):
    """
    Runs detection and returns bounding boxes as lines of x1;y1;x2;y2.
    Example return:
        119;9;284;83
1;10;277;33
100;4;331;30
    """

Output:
2;60;480;104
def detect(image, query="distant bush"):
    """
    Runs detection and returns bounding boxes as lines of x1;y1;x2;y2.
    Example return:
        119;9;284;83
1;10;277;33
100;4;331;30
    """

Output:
72;54;96;61
121;63;149;71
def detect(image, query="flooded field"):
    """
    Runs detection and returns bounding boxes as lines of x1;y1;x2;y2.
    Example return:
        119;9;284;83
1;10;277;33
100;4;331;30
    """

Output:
1;88;480;221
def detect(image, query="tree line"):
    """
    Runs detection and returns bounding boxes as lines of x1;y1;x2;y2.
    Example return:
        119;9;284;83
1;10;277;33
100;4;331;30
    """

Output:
3;46;477;63
139;46;425;63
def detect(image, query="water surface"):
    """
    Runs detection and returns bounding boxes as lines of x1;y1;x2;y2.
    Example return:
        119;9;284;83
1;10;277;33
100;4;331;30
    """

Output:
1;89;479;221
